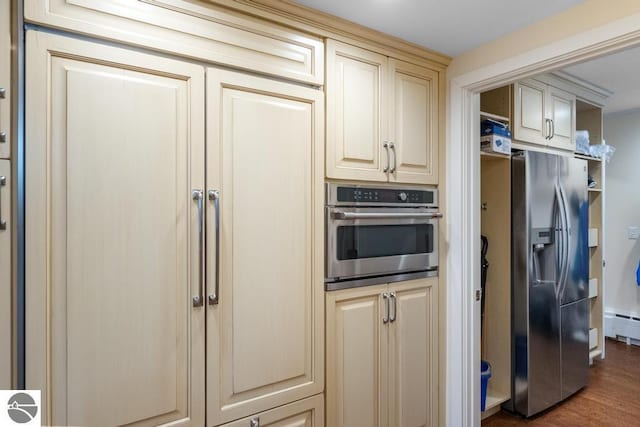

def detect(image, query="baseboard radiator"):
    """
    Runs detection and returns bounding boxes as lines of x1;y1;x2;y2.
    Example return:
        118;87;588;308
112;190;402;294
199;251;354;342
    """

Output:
604;311;640;345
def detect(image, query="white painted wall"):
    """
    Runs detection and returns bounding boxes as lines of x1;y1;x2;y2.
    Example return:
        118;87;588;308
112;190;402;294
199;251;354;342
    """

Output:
603;111;640;316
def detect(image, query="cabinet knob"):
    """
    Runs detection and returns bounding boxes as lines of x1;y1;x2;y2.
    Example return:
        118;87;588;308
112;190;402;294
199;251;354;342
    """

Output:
250;416;260;427
0;88;5;99
0;132;6;143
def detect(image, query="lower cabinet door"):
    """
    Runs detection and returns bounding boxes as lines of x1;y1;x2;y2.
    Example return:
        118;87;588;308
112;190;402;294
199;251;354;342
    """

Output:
222;394;324;427
25;31;206;426
0;160;10;389
388;278;438;427
205;69;324;425
326;285;389;427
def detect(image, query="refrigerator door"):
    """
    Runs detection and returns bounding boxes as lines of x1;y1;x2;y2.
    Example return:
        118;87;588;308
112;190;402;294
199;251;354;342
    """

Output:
558;157;589;305
561;298;589;398
511;152;562;416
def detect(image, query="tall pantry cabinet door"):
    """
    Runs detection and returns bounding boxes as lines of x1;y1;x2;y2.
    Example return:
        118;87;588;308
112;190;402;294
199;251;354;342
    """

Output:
546;86;576;152
25;31;205;427
0;160;10;389
206;69;324;425
326;285;389;427
513;79;548;146
326;40;389;182
388;278;438;427
388;59;439;185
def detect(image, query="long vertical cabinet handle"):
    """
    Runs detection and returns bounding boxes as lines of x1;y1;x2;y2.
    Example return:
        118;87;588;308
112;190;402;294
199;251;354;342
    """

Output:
383;142;390;173
208;190;220;305
545;119;551;140
382;293;390;324
192;190;205;307
0;176;6;230
389;142;397;173
389;292;397;322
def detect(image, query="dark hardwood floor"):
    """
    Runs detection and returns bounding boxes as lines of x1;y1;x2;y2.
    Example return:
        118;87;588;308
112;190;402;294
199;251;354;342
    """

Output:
483;339;640;426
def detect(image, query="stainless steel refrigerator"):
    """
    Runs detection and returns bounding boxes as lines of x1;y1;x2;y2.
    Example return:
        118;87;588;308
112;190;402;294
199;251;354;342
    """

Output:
508;151;590;417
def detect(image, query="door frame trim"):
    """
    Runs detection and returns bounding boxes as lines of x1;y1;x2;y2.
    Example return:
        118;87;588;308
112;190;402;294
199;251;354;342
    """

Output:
446;14;640;427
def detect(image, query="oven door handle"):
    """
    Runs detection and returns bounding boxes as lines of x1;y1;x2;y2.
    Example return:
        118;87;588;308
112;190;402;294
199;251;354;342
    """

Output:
332;211;443;220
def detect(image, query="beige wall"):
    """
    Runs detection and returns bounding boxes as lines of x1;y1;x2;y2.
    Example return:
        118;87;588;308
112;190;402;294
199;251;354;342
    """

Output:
449;0;640;79
603;111;640;316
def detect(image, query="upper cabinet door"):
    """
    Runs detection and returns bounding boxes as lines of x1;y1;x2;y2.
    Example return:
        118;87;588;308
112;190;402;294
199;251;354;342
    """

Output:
206;69;324;425
388;278;438;427
388;59;439;185
547;86;576;151
25;31;205;427
0;160;10;389
326;40;389;182
326;285;389;427
514;79;548;146
0;0;10;159
25;0;323;85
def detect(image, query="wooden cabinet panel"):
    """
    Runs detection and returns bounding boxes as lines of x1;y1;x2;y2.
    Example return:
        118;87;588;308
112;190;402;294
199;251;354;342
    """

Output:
389;59;438;185
388;278;438;427
0;160;10;389
326;40;388;182
547;87;576;151
326;285;388;427
514;79;547;146
222;394;324;427
24;0;323;85
514;79;576;151
326;40;440;184
206;69;324;425
0;0;9;159
25;31;205;426
327;279;439;427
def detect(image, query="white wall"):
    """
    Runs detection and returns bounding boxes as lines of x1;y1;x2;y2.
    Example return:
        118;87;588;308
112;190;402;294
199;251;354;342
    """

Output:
603;111;640;316
448;0;640;78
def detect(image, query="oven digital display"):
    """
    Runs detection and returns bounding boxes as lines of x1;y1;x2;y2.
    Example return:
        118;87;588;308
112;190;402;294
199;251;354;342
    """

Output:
336;187;434;204
336;224;434;260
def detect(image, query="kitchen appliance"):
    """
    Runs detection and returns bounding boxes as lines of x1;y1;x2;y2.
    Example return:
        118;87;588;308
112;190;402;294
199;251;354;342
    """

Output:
325;183;441;291
508;151;589;417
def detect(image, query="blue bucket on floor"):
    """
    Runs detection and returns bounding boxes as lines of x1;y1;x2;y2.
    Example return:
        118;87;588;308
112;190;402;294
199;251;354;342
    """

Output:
481;360;492;411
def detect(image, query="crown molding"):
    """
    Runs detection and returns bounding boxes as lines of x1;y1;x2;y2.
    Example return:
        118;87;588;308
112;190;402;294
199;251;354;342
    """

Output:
205;0;451;70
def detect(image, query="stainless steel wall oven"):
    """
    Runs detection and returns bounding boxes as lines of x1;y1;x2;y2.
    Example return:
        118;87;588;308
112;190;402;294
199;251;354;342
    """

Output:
325;184;441;290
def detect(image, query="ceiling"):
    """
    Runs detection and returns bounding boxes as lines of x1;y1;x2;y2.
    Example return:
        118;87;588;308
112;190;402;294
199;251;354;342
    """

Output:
562;47;640;115
293;0;584;56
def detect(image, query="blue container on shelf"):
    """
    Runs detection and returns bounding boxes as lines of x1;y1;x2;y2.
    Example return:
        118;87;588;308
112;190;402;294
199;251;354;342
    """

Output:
480;360;492;411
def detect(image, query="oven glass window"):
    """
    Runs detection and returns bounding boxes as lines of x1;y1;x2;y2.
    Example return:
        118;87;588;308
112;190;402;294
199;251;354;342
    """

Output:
336;224;434;260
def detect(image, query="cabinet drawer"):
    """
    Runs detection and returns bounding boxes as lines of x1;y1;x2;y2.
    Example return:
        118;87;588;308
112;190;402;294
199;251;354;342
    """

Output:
0;0;10;159
222;394;324;427
25;0;324;85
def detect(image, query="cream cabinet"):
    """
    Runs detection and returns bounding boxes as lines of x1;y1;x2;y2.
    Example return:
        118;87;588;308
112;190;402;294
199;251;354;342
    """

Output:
0;160;10;389
26;31;206;426
222;395;324;427
24;0;323;85
26;30;324;427
326;40;439;184
326;278;438;427
205;69;324;425
513;79;575;151
0;0;9;159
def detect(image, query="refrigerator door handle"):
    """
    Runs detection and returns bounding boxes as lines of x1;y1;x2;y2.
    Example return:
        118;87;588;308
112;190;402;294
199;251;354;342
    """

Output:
558;184;571;300
554;184;564;298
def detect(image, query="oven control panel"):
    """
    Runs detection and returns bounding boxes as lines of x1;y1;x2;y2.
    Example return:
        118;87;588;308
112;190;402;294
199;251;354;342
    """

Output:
329;185;437;207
